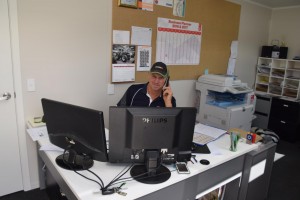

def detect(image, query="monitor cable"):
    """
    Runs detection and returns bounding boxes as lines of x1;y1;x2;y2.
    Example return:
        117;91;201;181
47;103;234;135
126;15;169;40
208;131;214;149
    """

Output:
62;148;105;190
61;146;133;195
109;168;177;187
110;160;165;185
101;163;134;194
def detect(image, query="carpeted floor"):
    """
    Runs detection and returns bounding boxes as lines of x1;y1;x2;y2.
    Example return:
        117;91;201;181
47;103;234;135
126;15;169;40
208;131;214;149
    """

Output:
267;140;300;200
0;188;50;200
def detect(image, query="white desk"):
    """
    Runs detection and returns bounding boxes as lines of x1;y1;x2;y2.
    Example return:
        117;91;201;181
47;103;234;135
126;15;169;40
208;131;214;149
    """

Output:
36;133;271;200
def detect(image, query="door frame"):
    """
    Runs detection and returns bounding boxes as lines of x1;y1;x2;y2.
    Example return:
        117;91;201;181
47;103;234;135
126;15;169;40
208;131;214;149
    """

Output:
7;0;31;191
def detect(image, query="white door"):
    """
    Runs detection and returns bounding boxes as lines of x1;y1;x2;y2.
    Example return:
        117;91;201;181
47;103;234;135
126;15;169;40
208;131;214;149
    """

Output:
0;0;23;196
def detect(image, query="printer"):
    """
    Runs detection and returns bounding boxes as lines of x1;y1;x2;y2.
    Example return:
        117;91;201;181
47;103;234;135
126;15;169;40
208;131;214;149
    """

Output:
196;74;256;131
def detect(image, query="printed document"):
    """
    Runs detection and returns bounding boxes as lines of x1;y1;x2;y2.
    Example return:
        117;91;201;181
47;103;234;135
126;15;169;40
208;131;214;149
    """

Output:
27;126;48;141
193;123;227;145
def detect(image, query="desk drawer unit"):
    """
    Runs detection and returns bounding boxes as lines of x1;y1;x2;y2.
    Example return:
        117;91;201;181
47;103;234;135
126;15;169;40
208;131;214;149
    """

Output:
255;95;272;114
268;98;300;142
269;98;299;122
252;95;272;129
268;117;298;141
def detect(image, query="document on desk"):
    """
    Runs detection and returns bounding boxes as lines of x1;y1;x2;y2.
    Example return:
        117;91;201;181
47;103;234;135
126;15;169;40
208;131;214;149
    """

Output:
193;123;227;145
26;126;49;141
39;143;64;152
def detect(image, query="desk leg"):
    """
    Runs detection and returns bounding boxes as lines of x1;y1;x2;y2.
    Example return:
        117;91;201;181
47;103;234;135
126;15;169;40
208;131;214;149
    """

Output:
238;142;276;200
45;168;68;200
38;149;78;200
37;144;46;190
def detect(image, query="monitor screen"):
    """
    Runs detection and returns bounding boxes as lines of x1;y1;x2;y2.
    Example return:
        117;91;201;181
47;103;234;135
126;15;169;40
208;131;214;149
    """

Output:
109;106;196;184
41;98;108;170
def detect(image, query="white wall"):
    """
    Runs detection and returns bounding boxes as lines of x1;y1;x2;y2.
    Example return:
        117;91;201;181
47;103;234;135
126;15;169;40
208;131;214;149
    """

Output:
17;0;114;189
18;0;112;122
233;1;300;87
234;1;272;88
269;7;300;59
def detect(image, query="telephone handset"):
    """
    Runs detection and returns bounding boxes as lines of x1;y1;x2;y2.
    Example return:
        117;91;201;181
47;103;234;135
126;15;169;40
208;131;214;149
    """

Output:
162;76;170;96
164;76;170;87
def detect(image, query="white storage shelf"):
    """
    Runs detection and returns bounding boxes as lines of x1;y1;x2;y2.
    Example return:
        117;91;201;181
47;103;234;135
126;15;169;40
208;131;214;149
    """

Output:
255;57;300;100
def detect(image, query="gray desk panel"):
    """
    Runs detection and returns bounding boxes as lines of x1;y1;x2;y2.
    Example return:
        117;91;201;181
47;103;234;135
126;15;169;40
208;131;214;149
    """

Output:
39;149;78;200
238;142;276;200
138;155;245;200
37;137;275;200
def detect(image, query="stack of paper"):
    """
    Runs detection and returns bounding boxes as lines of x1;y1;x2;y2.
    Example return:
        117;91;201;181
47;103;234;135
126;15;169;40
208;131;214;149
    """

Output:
26;126;64;152
28;118;46;128
193;123;227;145
26;126;48;141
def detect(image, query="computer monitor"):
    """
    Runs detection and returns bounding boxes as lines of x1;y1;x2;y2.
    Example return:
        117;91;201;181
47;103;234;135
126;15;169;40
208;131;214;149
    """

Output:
109;106;196;184
41;98;108;171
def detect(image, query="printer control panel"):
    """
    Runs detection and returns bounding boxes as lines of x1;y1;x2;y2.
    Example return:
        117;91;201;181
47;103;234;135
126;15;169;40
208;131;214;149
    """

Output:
227;86;252;94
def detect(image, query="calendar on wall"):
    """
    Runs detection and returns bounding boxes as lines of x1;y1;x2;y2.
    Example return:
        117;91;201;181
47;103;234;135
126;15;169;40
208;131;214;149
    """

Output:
156;17;202;65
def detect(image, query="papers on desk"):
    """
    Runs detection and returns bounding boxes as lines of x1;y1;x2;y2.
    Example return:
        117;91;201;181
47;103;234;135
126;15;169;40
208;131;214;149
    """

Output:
26;126;48;141
193;123;227;145
39;143;64;152
27;126;63;152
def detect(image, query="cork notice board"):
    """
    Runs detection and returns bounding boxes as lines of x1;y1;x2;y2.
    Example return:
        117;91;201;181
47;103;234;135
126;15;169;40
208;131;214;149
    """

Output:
112;0;241;82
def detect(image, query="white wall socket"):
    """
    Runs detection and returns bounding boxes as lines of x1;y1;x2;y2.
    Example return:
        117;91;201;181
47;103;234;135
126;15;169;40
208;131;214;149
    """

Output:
107;83;114;95
27;78;36;92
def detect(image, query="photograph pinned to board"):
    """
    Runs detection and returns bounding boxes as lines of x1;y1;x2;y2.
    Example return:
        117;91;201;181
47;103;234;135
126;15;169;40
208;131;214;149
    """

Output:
118;0;138;8
154;0;173;7
138;0;154;11
112;44;135;64
137;46;152;71
173;0;186;17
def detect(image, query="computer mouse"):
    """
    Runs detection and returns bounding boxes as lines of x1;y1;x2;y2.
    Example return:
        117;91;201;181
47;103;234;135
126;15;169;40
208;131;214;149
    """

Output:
199;159;210;165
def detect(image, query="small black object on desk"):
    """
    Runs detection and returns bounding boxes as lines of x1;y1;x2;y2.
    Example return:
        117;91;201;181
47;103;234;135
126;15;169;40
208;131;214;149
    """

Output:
191;143;211;154
200;159;210;165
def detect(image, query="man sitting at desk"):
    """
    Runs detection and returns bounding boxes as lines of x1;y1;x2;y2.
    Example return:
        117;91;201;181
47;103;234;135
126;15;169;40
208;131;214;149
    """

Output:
117;62;176;107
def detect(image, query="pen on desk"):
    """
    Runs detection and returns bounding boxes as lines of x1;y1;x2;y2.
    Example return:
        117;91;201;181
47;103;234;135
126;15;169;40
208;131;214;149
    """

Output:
192;156;198;163
190;160;194;164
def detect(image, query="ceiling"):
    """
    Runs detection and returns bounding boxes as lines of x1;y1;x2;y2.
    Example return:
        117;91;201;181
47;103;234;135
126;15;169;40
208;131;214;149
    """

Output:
249;0;300;8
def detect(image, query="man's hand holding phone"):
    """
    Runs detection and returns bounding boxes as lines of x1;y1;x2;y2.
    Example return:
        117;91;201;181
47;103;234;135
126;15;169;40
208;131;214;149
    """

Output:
162;77;173;107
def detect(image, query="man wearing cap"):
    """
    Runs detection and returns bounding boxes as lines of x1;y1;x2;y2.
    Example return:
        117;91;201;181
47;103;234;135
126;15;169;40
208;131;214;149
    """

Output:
117;62;176;107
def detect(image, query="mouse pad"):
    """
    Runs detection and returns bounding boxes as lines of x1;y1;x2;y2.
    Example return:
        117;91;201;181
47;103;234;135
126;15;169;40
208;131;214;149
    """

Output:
191;143;211;154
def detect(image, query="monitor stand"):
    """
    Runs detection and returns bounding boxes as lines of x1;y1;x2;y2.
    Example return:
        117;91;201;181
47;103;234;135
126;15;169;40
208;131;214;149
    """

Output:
130;150;171;184
55;149;93;171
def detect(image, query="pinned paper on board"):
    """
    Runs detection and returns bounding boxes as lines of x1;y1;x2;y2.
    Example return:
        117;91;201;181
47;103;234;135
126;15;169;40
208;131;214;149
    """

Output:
173;0;186;17
131;26;152;46
113;30;130;44
154;0;173;7
112;64;135;83
227;41;238;75
137;46;152;71
156;17;202;65
138;0;154;11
